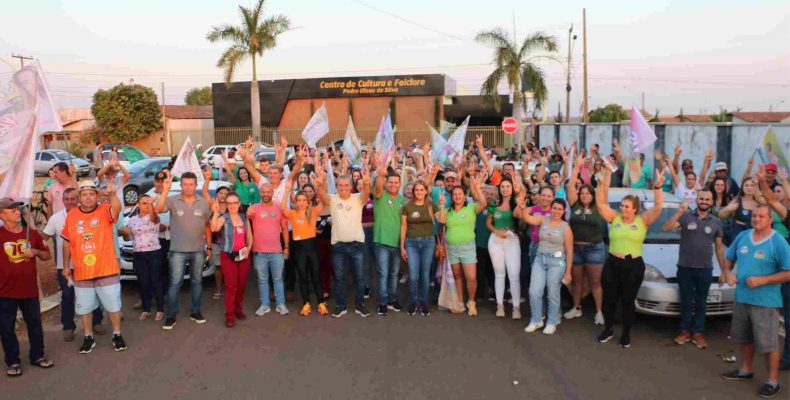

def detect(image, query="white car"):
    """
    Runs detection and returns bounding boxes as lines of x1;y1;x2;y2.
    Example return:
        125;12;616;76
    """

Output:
117;180;231;281
604;188;736;317
201;145;243;167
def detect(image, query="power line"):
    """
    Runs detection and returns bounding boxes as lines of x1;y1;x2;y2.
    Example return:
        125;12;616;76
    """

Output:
348;0;468;42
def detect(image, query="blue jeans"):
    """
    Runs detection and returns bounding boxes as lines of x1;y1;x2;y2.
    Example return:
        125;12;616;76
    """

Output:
529;252;565;325
782;282;789;365
363;227;375;288
166;251;205;319
677;266;713;333
405;237;435;305
0;298;43;367
253;252;285;307
56;270;102;331
332;242;365;309
374;243;400;305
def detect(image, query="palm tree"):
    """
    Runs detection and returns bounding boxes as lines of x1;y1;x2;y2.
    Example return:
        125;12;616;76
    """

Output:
476;28;558;144
207;0;291;137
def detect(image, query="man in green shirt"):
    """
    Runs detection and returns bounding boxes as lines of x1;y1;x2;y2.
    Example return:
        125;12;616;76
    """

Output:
373;172;406;316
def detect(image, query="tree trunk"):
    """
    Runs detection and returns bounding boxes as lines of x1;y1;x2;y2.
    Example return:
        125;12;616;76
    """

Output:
250;55;261;139
512;90;524;146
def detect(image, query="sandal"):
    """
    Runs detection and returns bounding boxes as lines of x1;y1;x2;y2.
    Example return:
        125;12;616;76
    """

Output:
6;364;21;377
154;312;165;321
31;358;54;369
138;312;150;321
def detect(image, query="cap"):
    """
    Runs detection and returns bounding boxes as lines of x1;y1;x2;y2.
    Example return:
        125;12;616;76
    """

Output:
154;171;167;181
444;171;458;179
0;198;23;210
77;180;99;194
681;158;693;167
766;163;778;172
714;162;728;171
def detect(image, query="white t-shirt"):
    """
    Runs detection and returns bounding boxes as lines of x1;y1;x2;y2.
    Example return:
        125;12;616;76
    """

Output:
153;193;171;240
675;184;699;210
255;176;288;207
43;209;68;269
329;193;365;244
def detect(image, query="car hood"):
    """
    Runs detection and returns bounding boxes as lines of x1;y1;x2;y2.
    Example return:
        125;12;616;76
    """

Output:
642;243;722;278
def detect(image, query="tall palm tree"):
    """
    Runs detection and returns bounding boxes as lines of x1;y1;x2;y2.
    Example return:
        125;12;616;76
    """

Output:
476;28;558;144
207;0;291;137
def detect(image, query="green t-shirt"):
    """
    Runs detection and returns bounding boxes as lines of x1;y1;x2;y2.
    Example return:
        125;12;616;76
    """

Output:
401;203;435;238
630;164;651;189
446;203;477;245
374;192;406;247
234;180;260;205
772;209;789;239
487;205;515;229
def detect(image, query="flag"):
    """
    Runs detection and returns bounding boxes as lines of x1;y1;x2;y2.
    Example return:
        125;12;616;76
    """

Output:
439;120;454;138
373;112;394;154
301;102;329;148
170;136;202;179
341;116;362;166
429;123;452;165
326;156;337;195
628;105;656;155
0;61;62;201
447;115;470;155
121;144;146;164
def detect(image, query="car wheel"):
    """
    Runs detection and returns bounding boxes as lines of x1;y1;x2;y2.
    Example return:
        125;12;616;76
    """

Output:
123;186;140;206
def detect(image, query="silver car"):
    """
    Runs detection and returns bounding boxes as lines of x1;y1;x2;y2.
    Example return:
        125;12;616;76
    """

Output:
34;150;92;177
604;188;735;317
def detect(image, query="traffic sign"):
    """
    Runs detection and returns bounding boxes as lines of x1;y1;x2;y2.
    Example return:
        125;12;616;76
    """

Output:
501;117;519;135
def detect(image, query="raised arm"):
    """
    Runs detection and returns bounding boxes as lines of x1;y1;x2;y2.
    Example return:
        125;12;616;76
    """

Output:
243;143;264;186
373;172;385;199
699;150;713;186
275;136;287;167
313;165;331;206
154;171;172;213
757;166;788;219
662;201;688;231
567;154;583;206
289;145;306;185
671;143;682;174
358;167;372;206
663;150;680;190
596;168;618;222
201;167;213;203
521;203;546;226
209;201;225;232
476;135;491;169
221;150;236;185
471;174;488;213
741;158;754;184
641;169;666;226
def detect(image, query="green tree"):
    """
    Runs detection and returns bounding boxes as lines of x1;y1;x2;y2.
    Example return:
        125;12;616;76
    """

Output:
207;0;291;136
91;84;162;142
476;28;558;144
710;108;733;123
185;86;213;105
587;104;629;123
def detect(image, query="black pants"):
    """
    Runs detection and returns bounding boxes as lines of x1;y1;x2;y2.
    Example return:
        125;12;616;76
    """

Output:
476;246;494;299
601;254;645;335
0;297;44;367
282;233;296;293
293;238;322;304
159;238;170;295
134;249;165;312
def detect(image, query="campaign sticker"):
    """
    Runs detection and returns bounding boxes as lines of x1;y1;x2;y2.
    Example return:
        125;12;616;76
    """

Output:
754;250;766;260
575;209;582;215
194;210;203;216
494;212;502;219
81;242;96;253
387;199;393;206
615;224;622;229
83;254;97;266
704;226;712;234
177;210;184;217
740;246;749;254
261;212;268;218
345;205;352;211
687;222;698;231
584;208;592;215
366;203;373;209
411;211;421;219
297;218;305;224
77;220;85;226
76;226;85;234
90;218;99;227
630;224;638;230
459;213;466;219
271;212;277;218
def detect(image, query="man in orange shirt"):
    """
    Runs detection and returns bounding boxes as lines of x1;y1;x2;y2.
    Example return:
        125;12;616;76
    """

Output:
62;180;125;354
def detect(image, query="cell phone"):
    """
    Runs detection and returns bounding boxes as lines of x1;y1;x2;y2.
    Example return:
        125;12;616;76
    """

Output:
602;155;618;173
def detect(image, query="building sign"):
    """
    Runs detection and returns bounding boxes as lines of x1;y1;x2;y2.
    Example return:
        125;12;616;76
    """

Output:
288;74;445;99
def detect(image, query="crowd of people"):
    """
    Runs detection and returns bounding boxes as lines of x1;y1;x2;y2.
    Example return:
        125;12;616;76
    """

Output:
1;135;788;397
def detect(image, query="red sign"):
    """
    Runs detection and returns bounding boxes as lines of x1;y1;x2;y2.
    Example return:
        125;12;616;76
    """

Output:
501;117;519;134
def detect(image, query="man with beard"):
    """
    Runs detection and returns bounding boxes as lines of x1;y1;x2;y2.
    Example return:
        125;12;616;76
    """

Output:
662;190;726;349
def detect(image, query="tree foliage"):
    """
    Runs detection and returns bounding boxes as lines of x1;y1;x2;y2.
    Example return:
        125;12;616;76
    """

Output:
185;86;213;105
588;104;629;123
710;108;733;123
91;84;162;142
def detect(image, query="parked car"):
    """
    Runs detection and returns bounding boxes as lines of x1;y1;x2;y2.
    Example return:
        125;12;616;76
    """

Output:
34;150;92;177
603;188;735;317
120;157;171;206
117;180;230;281
201;145;243;166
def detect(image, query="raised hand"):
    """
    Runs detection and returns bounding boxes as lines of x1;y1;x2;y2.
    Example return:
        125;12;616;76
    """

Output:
430;163;440;177
517;190;527;208
654;149;663;162
679;200;689;214
202;166;212;181
755;163;766;182
438;193;446;208
211;200;220;214
705;150;714;162
475;134;483;148
674;143;682;157
654;168;666;188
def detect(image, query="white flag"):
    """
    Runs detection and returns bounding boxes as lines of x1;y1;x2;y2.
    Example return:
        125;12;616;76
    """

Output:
373;112;394;154
447;115;470;155
628;105;656;155
0;61;62;201
341;116;362;166
429;123;451;165
171;136;202;178
301;102;329;148
326;155;337;195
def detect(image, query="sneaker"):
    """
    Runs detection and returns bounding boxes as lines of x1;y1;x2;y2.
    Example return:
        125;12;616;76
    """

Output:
190;313;206;324
597;329;615;343
594;311;605;325
63;329;75;342
758;383;781;398
112;334;128;352
78;336;96;354
318;302;329;316
564;307;583;320
364;287;371;299
467;301;477;316
495;304;505;318
720;369;754;381
162;317;176;330
674;331;692;345
355;304;370;317
300;303;312;316
255;305;271;316
377;305;388;316
692;333;708;349
276;305;290;315
420;304;431;316
524;322;544;333
331;306;347;318
407;303;418;316
93;324;105;335
512;307;521;320
619;334;631;348
387;301;403;312
543;324;557;335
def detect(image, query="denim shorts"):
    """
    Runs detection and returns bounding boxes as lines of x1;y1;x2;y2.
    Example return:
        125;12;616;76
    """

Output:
572;242;606;265
75;282;122;315
447;240;477;264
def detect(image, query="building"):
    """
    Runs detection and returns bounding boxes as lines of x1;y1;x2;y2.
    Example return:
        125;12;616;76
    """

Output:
731;111;790;124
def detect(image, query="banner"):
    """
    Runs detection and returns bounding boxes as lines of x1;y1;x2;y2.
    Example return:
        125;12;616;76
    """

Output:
326;156;337;195
170;136;202;179
301;102;329;148
628;105;656;155
753;125;788;175
447;115;470;156
373;112;394;154
341;116;362;166
429;124;452;165
0;61;62;201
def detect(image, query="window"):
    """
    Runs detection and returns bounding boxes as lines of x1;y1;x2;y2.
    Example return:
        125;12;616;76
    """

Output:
40;152;55;161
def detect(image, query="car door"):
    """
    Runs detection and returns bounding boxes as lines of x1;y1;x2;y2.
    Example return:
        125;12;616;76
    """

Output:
39;152;56;174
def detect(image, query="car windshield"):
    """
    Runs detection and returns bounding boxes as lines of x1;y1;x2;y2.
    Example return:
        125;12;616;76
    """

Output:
52;150;73;160
608;202;680;243
126;160;153;174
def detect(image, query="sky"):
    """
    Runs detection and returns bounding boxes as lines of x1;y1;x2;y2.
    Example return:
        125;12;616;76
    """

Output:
1;0;789;117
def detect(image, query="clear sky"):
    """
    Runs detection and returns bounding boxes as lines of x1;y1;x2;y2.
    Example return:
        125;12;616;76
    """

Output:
2;0;788;116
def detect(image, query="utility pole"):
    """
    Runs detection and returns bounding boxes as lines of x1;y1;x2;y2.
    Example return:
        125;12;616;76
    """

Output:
161;82;172;155
582;8;589;123
565;24;575;123
642;92;645;111
11;54;33;68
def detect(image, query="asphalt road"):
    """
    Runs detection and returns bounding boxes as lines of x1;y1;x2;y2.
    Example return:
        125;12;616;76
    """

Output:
3;280;787;400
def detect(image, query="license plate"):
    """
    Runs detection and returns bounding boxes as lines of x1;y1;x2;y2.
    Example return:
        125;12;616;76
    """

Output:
707;290;722;303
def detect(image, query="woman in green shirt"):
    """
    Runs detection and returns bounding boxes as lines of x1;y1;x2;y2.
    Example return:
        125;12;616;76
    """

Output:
596;167;665;348
222;150;260;212
400;181;438;316
437;174;487;316
486;178;525;319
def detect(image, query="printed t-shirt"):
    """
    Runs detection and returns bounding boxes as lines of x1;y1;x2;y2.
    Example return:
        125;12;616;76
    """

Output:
283;208;318;241
446;203;477;245
373;192;406;247
61;203;120;281
248;203;283;253
0;227;47;298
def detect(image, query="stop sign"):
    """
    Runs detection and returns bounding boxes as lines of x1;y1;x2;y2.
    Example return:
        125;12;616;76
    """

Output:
501;117;519;134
